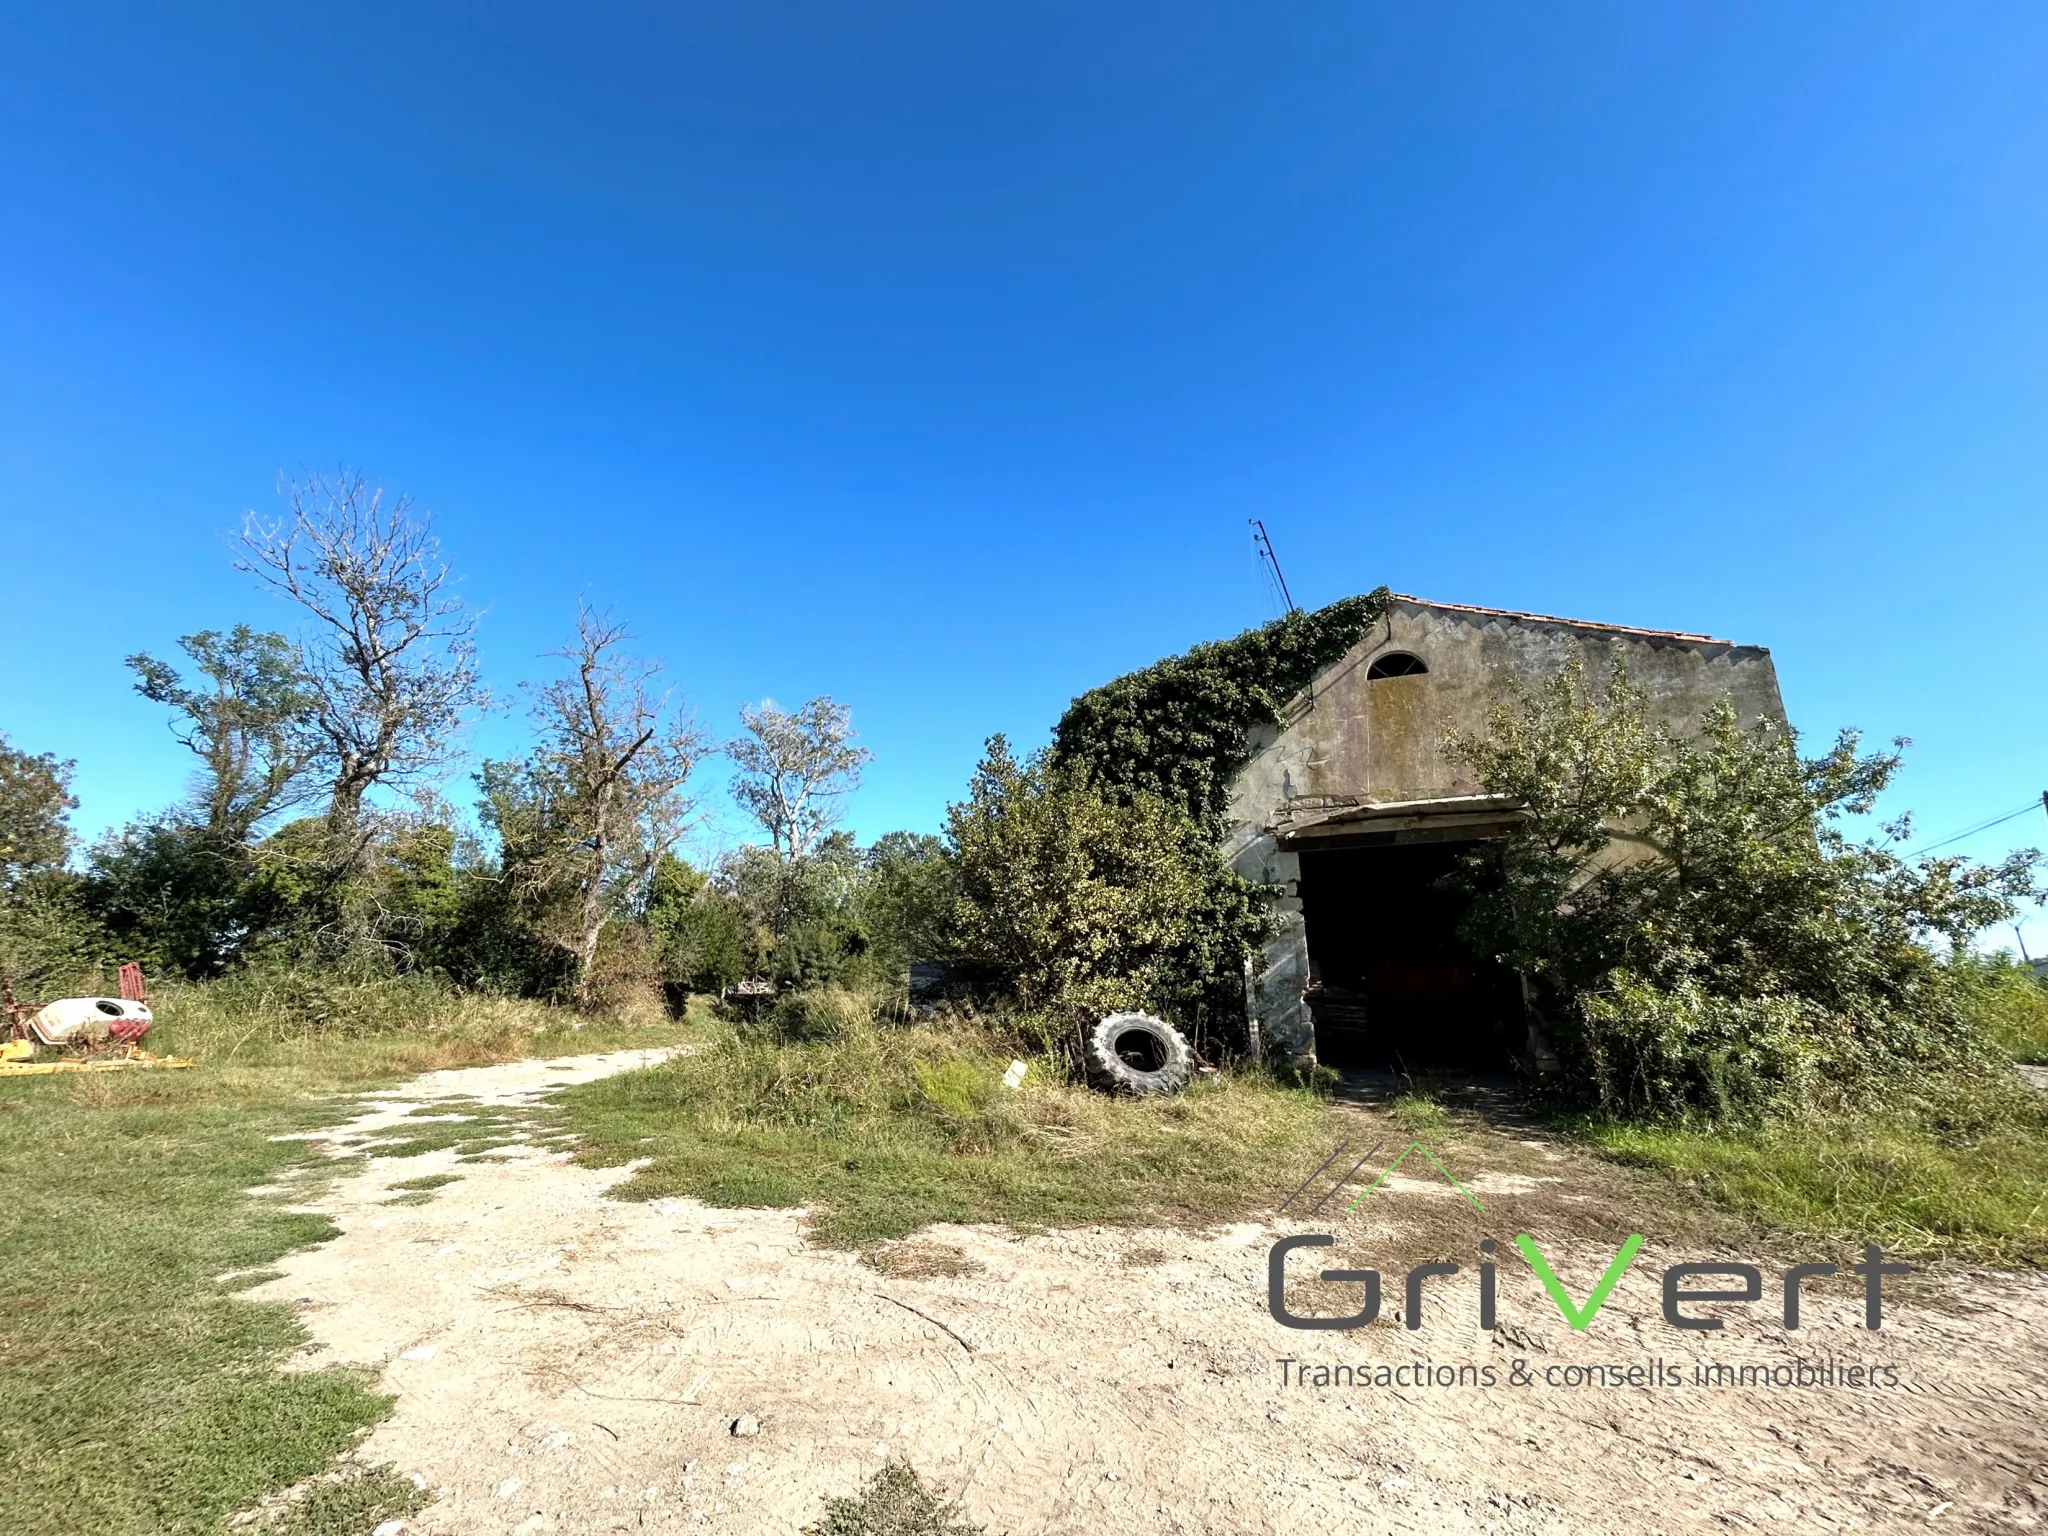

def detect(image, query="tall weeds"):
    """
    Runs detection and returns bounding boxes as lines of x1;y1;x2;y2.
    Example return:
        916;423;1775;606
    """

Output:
565;985;1333;1245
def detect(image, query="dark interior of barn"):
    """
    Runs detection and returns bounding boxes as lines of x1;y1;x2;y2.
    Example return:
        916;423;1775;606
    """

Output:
1295;839;1522;1072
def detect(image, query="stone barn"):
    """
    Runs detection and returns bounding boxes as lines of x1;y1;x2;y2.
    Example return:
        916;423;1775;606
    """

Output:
1224;595;1786;1071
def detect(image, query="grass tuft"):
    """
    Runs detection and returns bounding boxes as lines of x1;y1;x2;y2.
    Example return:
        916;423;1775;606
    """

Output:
805;1463;983;1536
863;1241;984;1279
255;1464;430;1536
1390;1092;1452;1137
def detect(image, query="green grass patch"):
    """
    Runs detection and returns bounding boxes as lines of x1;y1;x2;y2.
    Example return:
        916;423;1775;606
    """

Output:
564;995;1336;1247
0;976;696;1536
255;1465;429;1536
219;1267;286;1292
387;1173;463;1193
1389;1092;1452;1137
0;1075;395;1535
358;1105;559;1160
1581;1087;2048;1265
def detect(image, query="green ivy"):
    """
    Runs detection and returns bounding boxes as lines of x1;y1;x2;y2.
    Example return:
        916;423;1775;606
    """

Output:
1050;588;1392;826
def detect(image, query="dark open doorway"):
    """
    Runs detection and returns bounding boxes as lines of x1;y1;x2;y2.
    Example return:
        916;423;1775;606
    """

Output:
1296;839;1521;1071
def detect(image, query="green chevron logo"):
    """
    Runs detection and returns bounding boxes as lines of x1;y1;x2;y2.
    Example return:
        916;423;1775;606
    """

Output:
1277;1137;1486;1216
1346;1141;1486;1212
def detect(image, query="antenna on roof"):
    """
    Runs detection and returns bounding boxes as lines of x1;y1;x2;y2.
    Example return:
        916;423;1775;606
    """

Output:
1250;519;1299;615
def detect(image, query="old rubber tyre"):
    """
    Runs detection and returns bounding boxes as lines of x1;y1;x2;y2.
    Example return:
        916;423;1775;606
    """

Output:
1086;1011;1193;1096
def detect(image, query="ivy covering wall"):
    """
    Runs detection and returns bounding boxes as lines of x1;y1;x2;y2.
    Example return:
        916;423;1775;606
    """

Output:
937;589;1390;1049
1050;587;1392;826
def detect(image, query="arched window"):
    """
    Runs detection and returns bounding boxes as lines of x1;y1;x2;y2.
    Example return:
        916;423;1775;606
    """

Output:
1367;652;1428;679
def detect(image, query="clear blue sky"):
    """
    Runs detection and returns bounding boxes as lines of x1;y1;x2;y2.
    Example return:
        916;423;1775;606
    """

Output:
1;4;2043;948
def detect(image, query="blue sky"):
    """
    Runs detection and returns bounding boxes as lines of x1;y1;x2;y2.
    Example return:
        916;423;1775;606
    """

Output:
1;4;2043;949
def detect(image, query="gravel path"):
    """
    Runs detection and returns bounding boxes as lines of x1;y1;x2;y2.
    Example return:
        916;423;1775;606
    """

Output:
248;1052;2048;1534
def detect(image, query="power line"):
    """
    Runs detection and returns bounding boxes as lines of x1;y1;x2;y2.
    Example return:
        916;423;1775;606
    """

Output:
1249;519;1298;614
1905;793;2048;856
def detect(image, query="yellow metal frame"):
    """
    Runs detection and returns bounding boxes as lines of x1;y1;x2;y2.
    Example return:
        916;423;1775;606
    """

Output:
0;1040;192;1077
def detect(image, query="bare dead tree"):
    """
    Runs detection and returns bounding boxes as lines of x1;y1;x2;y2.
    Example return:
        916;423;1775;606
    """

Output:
236;471;487;868
523;604;710;1007
727;696;871;861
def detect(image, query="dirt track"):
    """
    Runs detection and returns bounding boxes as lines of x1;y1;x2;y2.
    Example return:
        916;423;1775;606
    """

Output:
248;1052;2048;1534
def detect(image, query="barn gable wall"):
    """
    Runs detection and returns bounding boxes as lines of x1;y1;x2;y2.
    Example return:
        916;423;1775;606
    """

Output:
1225;598;1787;1062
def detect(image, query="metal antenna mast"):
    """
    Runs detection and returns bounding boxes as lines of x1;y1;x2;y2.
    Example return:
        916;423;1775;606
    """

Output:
1250;519;1298;614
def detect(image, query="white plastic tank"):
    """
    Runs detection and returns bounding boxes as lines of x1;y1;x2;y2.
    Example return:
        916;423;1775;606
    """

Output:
28;996;154;1047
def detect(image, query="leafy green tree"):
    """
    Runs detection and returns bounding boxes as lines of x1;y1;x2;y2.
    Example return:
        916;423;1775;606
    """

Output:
853;831;955;980
471;758;582;996
0;734;76;888
1445;660;2044;1117
83;818;282;979
944;735;1267;1032
645;854;749;997
0;876;103;999
125;626;320;841
86;629;329;980
713;837;863;986
414;810;566;997
0;736;102;997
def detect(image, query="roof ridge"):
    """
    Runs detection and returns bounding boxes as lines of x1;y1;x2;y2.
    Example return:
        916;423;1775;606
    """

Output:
1389;594;1737;647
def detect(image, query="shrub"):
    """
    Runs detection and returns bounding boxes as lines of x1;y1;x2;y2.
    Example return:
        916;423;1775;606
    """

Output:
80;820;276;978
851;831;955;980
1446;659;2043;1120
1577;973;1821;1120
0;873;109;1000
805;1463;983;1536
1955;954;2048;1064
763;985;872;1043
943;736;1266;1041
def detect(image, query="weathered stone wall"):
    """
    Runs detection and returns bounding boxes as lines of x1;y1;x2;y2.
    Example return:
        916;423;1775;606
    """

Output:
1223;598;1788;1061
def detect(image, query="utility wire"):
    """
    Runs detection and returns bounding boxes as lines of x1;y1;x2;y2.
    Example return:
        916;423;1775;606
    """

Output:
1905;796;2047;856
1249;519;1298;614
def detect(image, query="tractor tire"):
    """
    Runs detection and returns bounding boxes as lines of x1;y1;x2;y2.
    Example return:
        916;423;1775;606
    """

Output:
1085;1011;1193;1096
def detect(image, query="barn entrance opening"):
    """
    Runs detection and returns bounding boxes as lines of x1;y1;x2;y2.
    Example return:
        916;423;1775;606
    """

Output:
1296;838;1521;1072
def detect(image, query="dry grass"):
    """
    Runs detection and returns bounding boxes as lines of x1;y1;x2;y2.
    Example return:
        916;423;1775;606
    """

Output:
565;989;1339;1246
864;1241;986;1279
149;972;571;1059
